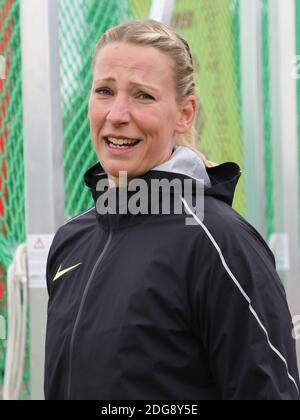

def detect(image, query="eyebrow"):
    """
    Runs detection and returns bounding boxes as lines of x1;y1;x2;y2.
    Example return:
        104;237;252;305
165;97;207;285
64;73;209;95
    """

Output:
94;77;159;94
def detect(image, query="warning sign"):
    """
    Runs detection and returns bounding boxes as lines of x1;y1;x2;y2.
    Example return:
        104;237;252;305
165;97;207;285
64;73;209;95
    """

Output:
27;234;54;288
0;315;6;340
33;237;46;250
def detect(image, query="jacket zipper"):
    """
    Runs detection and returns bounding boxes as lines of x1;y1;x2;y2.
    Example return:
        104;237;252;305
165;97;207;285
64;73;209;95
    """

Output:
66;228;113;400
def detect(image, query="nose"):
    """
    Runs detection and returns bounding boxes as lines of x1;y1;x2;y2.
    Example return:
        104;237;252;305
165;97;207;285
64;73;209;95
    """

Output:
106;94;130;125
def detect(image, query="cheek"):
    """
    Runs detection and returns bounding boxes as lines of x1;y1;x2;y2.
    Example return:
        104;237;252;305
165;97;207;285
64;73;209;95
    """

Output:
89;106;105;129
140;104;176;131
135;109;165;136
144;117;174;144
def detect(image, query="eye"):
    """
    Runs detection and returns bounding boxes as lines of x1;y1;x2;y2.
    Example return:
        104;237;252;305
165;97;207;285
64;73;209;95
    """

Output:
137;92;154;100
95;87;111;96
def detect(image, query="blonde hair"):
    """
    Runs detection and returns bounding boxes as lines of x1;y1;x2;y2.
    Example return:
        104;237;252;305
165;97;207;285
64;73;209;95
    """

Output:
92;19;215;168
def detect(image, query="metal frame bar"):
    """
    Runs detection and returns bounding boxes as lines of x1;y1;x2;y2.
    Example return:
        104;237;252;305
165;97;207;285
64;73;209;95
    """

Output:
21;0;64;400
240;0;266;234
269;0;300;362
149;0;175;25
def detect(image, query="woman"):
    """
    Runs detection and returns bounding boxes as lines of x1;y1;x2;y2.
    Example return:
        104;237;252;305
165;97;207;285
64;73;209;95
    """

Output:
44;19;300;400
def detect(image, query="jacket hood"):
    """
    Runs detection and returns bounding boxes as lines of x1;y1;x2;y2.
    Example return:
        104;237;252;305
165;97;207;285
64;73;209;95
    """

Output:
151;146;212;187
84;146;242;207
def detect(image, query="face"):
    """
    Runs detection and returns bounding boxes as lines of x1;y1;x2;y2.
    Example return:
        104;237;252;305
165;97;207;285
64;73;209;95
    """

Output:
88;42;196;187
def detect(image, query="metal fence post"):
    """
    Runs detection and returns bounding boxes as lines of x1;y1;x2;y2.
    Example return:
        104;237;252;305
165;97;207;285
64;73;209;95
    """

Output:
269;0;300;363
21;0;64;399
149;0;175;24
240;0;266;234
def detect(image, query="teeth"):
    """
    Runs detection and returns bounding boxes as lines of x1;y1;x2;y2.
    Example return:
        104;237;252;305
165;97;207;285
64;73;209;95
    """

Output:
107;137;139;146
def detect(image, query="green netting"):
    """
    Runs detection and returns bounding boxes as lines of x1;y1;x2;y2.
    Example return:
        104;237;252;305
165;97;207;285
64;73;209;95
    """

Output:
129;0;152;17
261;0;274;239
58;0;151;220
171;0;245;215
59;0;245;217
0;0;29;399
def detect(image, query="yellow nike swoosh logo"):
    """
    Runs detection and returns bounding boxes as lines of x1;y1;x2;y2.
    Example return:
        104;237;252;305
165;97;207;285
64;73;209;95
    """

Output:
53;263;82;282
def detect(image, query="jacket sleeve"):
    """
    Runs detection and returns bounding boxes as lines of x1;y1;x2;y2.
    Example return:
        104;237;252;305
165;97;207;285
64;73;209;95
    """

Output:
189;212;300;400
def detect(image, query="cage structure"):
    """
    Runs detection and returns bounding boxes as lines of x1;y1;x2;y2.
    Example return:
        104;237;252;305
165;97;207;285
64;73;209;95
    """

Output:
0;0;299;399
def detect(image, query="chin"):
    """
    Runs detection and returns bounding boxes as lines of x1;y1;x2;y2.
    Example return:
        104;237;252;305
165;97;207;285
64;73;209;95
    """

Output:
104;163;133;179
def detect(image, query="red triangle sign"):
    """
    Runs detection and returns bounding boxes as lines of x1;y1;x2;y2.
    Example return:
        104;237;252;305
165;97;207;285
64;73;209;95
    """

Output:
34;237;45;250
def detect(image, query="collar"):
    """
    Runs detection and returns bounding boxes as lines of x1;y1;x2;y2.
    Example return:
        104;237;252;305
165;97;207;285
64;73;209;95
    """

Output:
84;146;241;230
151;146;212;187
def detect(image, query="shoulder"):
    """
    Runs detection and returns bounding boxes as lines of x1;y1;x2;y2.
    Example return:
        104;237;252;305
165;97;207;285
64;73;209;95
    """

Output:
200;198;275;265
185;201;279;292
47;206;96;262
62;206;96;228
56;206;95;236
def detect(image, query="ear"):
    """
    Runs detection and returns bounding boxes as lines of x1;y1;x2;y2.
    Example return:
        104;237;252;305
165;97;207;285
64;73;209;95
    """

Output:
174;95;197;134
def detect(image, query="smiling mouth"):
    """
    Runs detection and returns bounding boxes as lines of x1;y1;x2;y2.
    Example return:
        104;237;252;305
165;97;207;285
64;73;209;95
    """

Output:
104;137;141;149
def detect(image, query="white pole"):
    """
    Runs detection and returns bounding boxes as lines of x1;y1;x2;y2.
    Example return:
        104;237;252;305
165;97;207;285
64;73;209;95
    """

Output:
269;0;300;364
240;0;266;233
21;0;64;399
149;0;175;25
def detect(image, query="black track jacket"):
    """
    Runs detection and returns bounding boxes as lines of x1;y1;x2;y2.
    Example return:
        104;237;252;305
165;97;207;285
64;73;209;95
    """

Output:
44;147;300;400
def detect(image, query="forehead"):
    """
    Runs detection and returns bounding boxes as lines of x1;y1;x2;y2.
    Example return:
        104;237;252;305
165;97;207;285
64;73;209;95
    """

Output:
93;42;174;87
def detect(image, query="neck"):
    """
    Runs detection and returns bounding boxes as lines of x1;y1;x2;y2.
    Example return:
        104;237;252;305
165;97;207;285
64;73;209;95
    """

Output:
107;148;176;188
108;173;132;188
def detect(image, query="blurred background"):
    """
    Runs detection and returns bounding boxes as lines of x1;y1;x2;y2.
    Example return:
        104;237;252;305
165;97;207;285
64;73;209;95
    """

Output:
0;0;299;400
